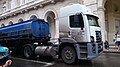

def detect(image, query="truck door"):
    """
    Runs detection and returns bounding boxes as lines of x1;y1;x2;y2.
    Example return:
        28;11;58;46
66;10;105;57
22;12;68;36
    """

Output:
69;13;86;42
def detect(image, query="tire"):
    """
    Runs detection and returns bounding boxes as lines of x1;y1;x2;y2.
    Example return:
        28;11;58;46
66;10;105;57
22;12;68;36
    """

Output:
23;46;34;59
61;46;77;64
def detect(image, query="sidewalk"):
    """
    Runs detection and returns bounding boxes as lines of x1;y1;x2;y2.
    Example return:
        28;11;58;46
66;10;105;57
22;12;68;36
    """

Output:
103;46;120;53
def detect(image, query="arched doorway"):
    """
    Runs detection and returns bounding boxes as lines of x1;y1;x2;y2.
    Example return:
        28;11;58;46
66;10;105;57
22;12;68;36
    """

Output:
1;23;5;27
30;15;37;19
103;0;120;45
9;21;13;25
18;18;24;23
45;11;56;39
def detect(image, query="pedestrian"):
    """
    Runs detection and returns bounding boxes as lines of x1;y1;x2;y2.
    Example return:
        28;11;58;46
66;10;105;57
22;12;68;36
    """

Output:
114;32;120;50
113;37;117;49
104;40;109;50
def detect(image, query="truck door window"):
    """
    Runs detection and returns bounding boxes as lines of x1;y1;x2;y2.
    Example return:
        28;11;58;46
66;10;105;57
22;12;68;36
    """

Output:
69;14;84;28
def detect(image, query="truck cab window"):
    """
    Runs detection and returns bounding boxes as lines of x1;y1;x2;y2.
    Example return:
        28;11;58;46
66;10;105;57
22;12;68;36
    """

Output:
69;14;84;28
87;15;99;27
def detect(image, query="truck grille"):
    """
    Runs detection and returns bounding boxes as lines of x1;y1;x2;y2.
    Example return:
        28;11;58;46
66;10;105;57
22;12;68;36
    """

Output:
96;31;102;43
96;31;103;53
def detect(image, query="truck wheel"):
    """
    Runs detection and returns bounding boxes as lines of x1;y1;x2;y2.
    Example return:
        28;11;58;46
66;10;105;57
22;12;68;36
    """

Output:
23;46;34;59
61;46;77;64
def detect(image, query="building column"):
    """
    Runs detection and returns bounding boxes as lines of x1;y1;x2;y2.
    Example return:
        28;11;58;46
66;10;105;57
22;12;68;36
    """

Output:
55;18;59;39
97;7;107;42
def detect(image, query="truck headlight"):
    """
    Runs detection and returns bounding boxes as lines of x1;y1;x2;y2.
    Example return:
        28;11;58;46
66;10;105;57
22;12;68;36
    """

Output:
90;36;94;43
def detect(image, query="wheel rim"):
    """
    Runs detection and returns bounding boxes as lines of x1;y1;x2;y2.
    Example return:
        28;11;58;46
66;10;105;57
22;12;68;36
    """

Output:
24;47;32;58
64;50;73;60
61;46;76;64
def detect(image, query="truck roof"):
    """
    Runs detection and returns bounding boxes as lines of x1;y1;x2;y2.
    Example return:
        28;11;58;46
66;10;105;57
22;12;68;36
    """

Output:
59;4;98;18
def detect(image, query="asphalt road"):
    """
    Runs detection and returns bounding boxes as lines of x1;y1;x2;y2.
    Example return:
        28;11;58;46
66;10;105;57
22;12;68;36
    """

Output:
8;53;120;67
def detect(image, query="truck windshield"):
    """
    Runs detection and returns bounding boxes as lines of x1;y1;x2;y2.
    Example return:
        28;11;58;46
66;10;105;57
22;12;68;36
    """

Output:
87;15;99;27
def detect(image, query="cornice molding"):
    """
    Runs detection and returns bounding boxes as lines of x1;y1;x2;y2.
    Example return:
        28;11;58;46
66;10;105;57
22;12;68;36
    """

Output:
0;0;63;20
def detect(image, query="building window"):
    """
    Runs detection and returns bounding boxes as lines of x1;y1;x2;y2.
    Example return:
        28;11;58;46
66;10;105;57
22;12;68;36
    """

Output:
18;18;24;23
20;0;23;5
1;24;5;27
9;21;13;25
20;0;35;5
30;15;37;19
10;0;16;9
25;0;29;3
2;1;7;12
20;0;25;5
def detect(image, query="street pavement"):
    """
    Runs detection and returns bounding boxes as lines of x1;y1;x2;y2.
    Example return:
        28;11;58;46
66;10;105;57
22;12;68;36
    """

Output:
8;52;120;67
5;46;120;67
9;57;55;67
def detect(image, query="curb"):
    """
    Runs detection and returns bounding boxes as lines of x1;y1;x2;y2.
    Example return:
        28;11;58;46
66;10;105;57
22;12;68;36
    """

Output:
103;51;120;53
102;45;120;53
103;49;120;53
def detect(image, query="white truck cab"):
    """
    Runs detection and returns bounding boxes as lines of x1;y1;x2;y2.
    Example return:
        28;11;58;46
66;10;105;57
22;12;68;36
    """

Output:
58;4;103;64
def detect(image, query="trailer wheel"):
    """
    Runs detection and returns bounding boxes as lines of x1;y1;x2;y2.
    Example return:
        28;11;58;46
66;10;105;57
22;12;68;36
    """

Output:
61;46;77;64
23;46;34;59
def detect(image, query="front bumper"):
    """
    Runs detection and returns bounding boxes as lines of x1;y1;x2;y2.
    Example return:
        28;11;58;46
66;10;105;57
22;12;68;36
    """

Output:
77;42;103;60
87;42;103;60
